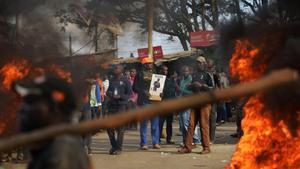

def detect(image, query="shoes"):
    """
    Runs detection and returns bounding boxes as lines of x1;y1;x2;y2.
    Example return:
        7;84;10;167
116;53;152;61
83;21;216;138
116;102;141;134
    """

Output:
175;133;182;136
87;147;92;154
109;148;116;154
140;145;149;150
178;147;191;153
199;149;210;154
191;143;197;149
166;140;175;145
153;144;161;149
110;150;121;155
230;133;238;138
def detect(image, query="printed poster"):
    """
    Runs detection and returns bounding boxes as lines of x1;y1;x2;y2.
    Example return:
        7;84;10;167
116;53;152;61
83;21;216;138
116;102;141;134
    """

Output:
149;74;166;101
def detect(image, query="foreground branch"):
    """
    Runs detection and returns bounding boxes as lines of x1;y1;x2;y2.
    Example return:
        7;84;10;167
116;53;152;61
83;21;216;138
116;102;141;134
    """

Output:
0;69;298;153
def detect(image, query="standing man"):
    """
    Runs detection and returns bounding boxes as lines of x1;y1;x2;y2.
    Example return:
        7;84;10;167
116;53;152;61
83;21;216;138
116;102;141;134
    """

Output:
206;59;218;143
177;66;197;145
106;65;132;155
159;65;176;144
178;56;213;154
133;57;161;150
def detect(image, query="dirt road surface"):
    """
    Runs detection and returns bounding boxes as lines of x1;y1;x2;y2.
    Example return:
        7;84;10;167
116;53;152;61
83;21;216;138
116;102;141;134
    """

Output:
3;122;238;169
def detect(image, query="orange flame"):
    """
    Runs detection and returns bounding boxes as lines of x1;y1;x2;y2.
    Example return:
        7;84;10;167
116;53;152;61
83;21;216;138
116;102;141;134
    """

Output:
0;59;31;91
48;64;72;83
227;40;300;168
0;59;72;135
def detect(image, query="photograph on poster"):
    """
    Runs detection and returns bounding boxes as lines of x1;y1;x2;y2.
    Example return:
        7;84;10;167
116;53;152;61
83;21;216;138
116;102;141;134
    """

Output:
149;74;166;101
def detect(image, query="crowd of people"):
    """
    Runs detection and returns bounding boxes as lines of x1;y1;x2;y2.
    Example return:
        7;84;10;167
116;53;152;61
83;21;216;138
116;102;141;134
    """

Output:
1;55;244;168
78;55;237;155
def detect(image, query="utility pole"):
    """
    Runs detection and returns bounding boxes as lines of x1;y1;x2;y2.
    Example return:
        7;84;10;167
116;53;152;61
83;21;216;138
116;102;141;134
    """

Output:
147;0;154;58
69;34;72;57
94;24;98;53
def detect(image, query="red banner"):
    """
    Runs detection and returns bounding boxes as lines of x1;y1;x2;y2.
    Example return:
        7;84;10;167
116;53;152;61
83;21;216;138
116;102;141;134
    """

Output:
190;31;219;47
137;46;163;59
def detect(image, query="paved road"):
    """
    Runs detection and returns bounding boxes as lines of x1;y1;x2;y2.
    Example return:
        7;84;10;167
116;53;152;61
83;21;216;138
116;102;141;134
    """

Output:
3;122;238;169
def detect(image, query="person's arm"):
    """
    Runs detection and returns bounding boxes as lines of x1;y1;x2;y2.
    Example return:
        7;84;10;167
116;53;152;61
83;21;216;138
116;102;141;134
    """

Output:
180;78;193;95
132;73;144;94
95;84;102;106
106;82;113;98
120;79;132;101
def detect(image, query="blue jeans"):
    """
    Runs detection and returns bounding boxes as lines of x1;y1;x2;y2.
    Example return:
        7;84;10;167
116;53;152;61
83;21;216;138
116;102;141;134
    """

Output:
140;117;160;146
217;102;227;122
179;109;200;143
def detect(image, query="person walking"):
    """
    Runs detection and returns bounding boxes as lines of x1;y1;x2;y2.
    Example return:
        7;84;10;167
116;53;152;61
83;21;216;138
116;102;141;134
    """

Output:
133;57;161;150
106;65;132;155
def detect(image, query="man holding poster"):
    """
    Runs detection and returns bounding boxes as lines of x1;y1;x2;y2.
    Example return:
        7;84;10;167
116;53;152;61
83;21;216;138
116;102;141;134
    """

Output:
133;57;163;150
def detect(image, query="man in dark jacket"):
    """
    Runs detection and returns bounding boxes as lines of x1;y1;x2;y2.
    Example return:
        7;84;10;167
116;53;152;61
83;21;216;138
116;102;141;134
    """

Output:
178;56;213;154
159;65;176;144
14;75;91;169
106;65;132;155
133;57;161;150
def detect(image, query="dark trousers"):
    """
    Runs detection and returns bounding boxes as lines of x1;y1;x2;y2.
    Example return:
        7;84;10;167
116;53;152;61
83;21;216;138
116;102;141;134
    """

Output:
209;104;217;142
126;100;137;130
107;127;125;150
185;105;211;151
107;105;126;150
80;104;92;149
225;102;232;119
236;110;244;137
91;106;100;119
217;102;227;122
159;115;173;142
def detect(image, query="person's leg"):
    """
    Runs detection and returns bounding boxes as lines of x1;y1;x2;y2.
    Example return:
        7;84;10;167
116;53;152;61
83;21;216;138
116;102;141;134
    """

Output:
200;104;211;152
221;102;228;122
166;114;173;143
193;124;201;144
85;108;92;151
107;128;117;150
226;102;232;120
159;116;165;143
91;107;97;120
182;109;191;143
183;109;197;151
151;117;160;145
116;126;125;151
178;113;183;135
209;104;217;143
140;120;148;147
237;110;244;137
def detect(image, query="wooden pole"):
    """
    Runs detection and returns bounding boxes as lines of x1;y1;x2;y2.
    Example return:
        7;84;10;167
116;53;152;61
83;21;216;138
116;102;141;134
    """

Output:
147;0;154;58
0;69;298;153
69;34;72;57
